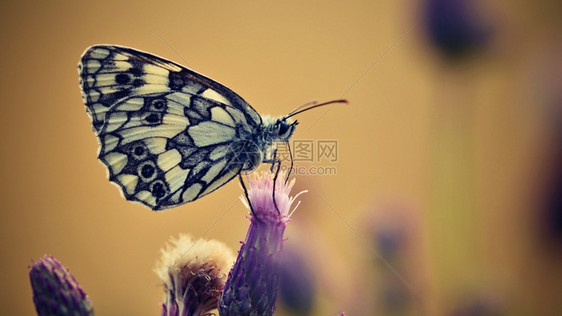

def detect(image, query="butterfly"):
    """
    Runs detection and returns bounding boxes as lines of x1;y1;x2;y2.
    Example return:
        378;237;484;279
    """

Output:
78;45;346;210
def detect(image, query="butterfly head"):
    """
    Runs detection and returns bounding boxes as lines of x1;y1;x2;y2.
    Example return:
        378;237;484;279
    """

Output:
274;117;299;142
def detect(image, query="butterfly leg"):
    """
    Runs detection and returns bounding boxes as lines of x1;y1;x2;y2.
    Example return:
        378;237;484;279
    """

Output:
285;140;293;184
239;173;260;220
271;159;282;215
269;148;278;173
263;145;283;215
266;149;282;215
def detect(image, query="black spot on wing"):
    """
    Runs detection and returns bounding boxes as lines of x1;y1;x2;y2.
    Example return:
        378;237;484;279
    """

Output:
132;143;147;159
132;79;145;87
141;164;155;178
115;73;131;84
114;96;167;126
134;146;144;156
129;67;143;76
145;113;161;124
169;70;188;90
150;98;167;111
128;58;145;77
98;89;132;107
150;180;167;198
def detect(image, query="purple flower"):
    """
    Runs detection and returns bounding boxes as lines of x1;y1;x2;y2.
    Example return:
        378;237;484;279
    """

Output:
278;247;316;315
422;0;492;61
29;255;94;316
219;171;305;316
539;150;562;249
154;234;235;316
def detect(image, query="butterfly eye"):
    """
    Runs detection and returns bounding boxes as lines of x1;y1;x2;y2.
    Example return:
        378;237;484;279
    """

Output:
278;123;290;136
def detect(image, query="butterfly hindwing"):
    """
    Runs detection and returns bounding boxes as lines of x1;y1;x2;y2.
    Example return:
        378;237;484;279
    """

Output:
78;45;261;210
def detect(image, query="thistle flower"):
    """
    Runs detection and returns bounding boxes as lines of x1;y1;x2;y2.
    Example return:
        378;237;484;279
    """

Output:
154;234;235;316
28;255;94;316
219;171;305;316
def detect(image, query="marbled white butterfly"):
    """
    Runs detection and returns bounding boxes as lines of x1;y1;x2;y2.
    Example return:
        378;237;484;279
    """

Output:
78;45;345;210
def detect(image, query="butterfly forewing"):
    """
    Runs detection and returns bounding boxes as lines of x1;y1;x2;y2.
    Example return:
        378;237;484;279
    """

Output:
78;45;261;210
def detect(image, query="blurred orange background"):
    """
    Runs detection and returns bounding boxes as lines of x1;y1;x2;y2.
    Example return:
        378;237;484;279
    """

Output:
1;1;561;315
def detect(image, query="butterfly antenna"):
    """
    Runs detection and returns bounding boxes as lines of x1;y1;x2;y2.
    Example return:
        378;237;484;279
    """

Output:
287;100;318;116
286;99;348;118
